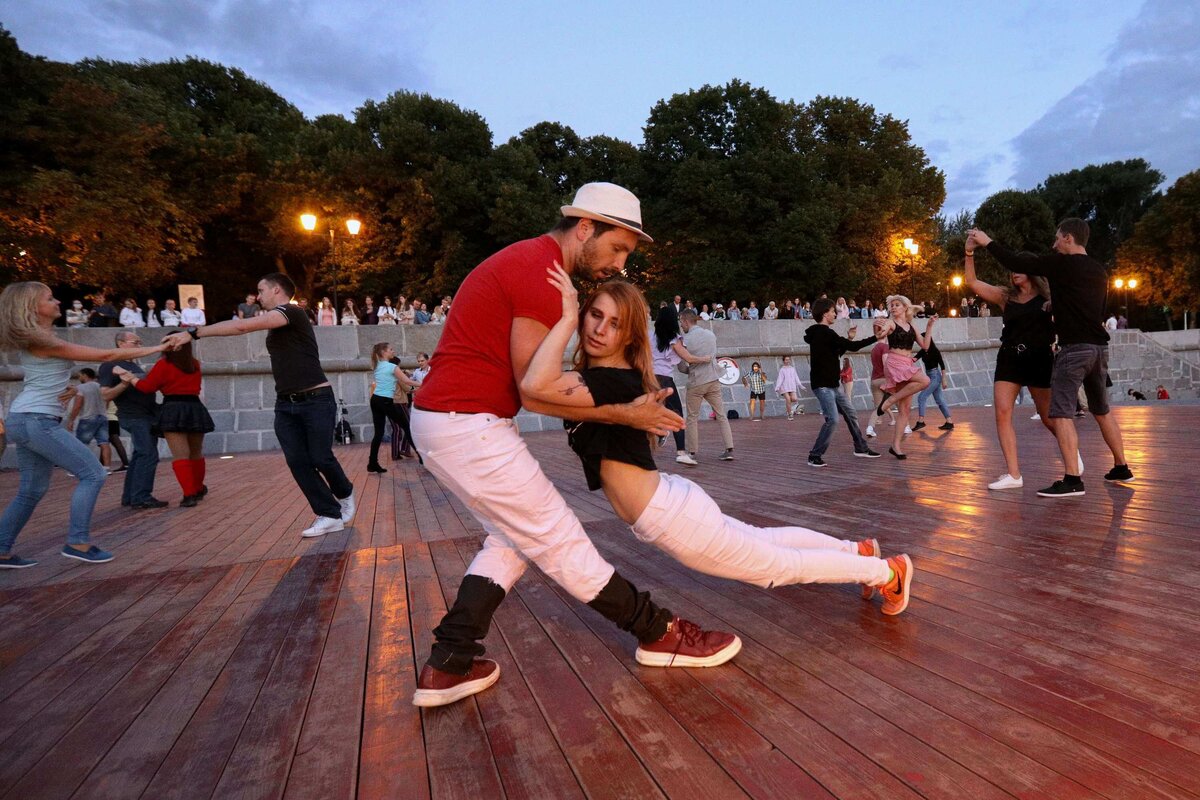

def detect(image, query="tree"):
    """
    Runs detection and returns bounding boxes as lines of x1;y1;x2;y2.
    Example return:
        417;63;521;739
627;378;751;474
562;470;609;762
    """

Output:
1116;169;1200;325
971;189;1057;286
1034;159;1164;265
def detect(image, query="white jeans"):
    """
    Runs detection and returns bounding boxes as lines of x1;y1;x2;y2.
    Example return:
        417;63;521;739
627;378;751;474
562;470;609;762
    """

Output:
411;409;615;602
632;473;890;588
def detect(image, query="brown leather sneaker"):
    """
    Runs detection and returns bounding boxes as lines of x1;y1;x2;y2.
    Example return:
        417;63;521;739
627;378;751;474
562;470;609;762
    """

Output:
411;659;500;707
635;616;741;668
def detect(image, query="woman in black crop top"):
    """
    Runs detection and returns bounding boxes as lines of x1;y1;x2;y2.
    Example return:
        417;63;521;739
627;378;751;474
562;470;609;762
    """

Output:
519;266;916;616
876;295;937;459
965;247;1062;491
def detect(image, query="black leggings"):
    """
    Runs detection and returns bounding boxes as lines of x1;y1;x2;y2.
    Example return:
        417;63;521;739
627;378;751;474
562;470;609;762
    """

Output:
369;394;413;466
656;374;686;451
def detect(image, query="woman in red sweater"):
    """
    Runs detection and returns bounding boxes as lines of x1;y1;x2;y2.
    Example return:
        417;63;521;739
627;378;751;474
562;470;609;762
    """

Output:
114;342;215;507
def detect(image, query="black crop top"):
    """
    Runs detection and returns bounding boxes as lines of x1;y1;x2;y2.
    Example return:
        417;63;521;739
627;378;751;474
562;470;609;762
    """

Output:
566;367;657;491
887;324;917;351
1000;295;1055;348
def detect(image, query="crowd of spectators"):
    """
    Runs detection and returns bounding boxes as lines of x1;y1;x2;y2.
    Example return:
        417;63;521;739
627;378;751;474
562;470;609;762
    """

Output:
658;293;986;321
60;291;455;328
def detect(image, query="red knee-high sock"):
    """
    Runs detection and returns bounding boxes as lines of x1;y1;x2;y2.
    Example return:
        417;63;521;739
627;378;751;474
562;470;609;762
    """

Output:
172;460;193;496
193;458;206;492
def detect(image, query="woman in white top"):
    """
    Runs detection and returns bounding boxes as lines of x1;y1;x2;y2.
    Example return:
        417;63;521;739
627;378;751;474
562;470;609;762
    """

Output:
376;297;398;325
0;282;167;568
775;355;803;419
144;298;162;327
341;298;360;325
181;297;207;326
65;300;89;328
119;298;146;327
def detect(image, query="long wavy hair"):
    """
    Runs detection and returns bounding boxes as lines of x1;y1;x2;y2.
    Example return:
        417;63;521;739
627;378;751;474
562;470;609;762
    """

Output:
573;280;658;398
0;281;57;351
885;294;917;322
1009;272;1051;304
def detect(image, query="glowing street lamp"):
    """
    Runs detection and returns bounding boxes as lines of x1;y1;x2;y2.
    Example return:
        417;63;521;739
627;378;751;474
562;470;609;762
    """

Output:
299;212;363;318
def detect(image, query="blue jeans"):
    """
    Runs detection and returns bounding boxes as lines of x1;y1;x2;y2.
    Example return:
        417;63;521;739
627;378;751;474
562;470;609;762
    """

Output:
810;386;868;457
917;367;951;419
274;390;353;518
120;415;159;505
1;413;108;552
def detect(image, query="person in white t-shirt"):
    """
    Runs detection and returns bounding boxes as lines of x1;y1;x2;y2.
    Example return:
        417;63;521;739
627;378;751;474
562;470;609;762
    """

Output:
180;297;207;326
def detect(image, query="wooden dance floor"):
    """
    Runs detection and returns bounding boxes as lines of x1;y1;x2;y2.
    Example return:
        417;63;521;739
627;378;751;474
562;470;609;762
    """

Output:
1;404;1197;799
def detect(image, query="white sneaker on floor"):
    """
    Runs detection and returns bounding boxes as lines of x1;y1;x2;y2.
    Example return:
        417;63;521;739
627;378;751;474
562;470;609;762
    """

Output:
1077;452;1085;475
903;425;912;435
338;492;357;523
865;426;876;437
988;474;1024;490
302;516;345;537
675;453;698;466
1030;413;1041;420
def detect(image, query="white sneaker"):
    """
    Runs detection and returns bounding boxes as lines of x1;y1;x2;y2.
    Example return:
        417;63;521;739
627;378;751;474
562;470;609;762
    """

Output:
302;516;345;537
338;492;357;523
1077;452;1085;475
988;474;1024;490
903;426;913;435
865;426;876;438
675;453;698;466
1030;413;1041;420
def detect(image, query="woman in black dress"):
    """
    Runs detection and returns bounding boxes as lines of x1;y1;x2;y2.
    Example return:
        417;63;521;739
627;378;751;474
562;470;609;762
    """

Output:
964;248;1059;490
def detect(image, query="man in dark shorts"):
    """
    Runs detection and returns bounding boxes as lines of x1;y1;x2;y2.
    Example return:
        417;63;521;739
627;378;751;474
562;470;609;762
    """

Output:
409;183;740;708
162;273;356;535
969;220;1133;497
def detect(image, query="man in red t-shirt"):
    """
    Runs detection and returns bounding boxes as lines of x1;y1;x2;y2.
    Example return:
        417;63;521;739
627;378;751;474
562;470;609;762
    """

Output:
411;183;741;708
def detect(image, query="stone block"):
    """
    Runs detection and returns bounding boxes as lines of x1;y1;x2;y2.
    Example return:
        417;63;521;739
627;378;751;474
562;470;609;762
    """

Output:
311;327;361;359
246;330;272;363
201;376;234;410
208;410;235;432
232;377;264;410
195;335;249;363
224;432;263;453
260;430;279;451
235;409;276;432
202;433;226;455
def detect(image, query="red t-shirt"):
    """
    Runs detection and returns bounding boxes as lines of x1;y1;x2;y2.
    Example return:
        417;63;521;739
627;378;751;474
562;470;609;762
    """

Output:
870;341;888;381
135;358;203;395
417;235;562;417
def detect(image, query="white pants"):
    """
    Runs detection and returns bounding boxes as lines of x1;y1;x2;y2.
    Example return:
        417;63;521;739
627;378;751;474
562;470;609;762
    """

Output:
411;410;615;602
632;473;891;588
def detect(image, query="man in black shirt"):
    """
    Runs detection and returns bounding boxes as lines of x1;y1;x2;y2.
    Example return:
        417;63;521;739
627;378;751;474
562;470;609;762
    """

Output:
89;293;120;328
968;219;1133;497
99;331;166;508
803;298;880;466
162;273;356;536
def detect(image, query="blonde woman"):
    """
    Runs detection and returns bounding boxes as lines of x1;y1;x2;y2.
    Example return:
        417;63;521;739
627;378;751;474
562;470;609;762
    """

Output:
522;269;914;615
0;282;166;568
876;296;936;459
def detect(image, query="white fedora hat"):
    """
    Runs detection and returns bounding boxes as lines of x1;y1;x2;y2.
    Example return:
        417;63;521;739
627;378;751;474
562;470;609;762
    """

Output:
561;182;653;243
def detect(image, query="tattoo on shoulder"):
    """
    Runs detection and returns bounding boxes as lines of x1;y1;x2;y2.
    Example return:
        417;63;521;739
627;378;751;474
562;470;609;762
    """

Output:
559;372;587;396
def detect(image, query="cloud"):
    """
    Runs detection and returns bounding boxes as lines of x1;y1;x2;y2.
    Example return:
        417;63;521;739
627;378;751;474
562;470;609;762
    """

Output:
6;0;433;119
1010;0;1200;188
944;154;1009;214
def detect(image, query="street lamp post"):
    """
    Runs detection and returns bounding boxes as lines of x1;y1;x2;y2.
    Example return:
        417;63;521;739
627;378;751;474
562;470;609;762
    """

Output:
301;213;362;321
902;238;920;300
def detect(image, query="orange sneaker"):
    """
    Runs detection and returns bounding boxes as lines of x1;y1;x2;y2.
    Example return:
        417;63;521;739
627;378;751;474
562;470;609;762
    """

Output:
879;554;913;616
858;539;881;599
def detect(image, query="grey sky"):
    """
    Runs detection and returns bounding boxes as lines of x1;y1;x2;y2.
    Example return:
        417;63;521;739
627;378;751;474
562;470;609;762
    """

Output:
3;1;1196;215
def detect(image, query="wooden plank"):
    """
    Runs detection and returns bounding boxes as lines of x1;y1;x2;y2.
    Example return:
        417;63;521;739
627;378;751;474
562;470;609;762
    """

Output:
404;542;503;800
284;548;376;800
139;554;332;798
210;553;350;798
79;559;293;799
357;545;428;800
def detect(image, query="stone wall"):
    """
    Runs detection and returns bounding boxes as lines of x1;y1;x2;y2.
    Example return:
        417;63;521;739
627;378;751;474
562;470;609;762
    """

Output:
3;319;1197;466
1147;329;1200;367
